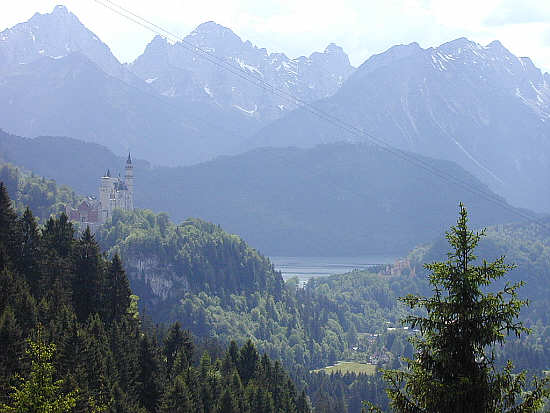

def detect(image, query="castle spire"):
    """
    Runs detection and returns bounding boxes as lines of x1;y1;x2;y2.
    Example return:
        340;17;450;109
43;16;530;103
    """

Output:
126;152;132;164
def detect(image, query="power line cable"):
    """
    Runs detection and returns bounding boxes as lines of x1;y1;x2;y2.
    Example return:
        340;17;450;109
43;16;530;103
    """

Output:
91;0;550;229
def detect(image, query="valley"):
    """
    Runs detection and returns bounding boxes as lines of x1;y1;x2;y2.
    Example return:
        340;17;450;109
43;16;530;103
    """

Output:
1;3;550;412
271;256;397;283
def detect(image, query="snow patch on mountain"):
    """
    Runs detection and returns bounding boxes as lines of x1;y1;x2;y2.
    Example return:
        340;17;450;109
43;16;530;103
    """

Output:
129;21;355;122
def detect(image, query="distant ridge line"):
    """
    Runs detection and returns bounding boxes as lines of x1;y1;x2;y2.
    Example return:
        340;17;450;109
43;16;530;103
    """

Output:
91;0;549;231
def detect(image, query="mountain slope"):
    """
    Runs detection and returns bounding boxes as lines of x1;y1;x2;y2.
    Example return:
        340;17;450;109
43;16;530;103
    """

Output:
0;130;525;255
0;51;256;165
138;143;523;255
0;5;138;85
0;7;258;165
0;7;353;165
130;22;354;122
251;38;550;212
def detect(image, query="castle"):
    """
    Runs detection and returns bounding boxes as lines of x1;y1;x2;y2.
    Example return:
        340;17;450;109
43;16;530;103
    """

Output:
66;154;134;230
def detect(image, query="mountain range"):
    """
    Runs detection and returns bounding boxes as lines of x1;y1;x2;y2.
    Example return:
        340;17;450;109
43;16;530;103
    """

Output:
0;5;549;212
130;23;354;122
0;6;353;165
251;39;550;211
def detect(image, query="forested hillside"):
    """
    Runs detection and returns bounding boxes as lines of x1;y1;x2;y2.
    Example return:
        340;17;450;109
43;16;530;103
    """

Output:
1;129;525;256
95;207;550;410
2;164;549;412
0;169;391;412
0;183;311;413
96;209;416;370
0;163;77;221
410;217;550;321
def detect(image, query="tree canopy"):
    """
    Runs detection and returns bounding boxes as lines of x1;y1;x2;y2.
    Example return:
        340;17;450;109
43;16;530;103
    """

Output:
380;204;550;412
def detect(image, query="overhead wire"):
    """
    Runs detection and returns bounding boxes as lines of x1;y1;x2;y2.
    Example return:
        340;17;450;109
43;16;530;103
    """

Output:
91;0;550;230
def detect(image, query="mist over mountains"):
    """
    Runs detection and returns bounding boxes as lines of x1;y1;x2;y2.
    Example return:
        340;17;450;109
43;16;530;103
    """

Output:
252;38;550;211
0;129;523;256
0;6;354;165
130;23;355;122
0;5;549;213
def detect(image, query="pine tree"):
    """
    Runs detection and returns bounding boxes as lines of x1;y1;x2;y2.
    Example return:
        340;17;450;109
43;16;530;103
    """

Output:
217;389;237;413
105;254;131;323
0;306;24;398
381;203;550;413
0;182;18;269
164;322;185;376
159;374;193;412
40;214;75;307
15;207;41;295
73;227;103;322
0;329;78;412
238;340;259;386
296;389;311;413
137;334;165;412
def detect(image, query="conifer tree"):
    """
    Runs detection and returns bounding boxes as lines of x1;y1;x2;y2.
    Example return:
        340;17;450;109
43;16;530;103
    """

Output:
137;334;165;412
296;389;311;413
15;207;41;295
73;227;103;322
238;340;259;386
1;330;78;413
105;254;131;323
159;374;193;412
0;306;24;397
217;389;237;413
380;203;550;413
40;214;75;306
0;182;18;269
164;322;185;376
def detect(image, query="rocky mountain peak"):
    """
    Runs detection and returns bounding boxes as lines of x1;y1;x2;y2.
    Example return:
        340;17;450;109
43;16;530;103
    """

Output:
192;21;232;35
324;43;344;55
142;35;169;54
0;4;126;80
357;42;422;76
52;4;70;16
188;20;243;48
130;21;355;121
486;39;505;50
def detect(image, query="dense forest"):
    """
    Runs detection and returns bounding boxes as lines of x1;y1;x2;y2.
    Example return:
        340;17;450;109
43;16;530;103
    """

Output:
0;183;312;412
95;208;550;411
0;163;78;221
95;209;418;371
2;163;550;412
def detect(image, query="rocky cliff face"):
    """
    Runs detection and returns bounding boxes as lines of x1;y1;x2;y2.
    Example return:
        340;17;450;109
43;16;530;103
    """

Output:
123;254;189;303
129;21;355;122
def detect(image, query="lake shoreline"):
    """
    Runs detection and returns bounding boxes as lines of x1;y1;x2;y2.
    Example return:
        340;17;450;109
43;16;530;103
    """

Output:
270;255;400;283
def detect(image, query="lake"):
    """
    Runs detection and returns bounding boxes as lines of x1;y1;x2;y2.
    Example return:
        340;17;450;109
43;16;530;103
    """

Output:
270;255;399;284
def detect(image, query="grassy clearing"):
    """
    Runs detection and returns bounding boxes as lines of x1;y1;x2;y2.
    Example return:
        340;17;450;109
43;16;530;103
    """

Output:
312;361;377;375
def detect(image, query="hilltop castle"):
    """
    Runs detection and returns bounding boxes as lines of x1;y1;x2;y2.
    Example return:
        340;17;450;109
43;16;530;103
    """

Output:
66;154;134;229
99;153;134;222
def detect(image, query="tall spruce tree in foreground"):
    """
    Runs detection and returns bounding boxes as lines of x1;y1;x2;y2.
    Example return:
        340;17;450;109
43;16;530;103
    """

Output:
378;204;550;413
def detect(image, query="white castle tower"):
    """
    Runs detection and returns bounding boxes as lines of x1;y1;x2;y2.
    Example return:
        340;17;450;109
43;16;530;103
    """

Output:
98;155;135;223
125;153;134;210
99;169;112;223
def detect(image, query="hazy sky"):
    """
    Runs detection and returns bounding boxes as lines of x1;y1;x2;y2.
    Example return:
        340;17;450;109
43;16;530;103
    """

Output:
3;0;550;71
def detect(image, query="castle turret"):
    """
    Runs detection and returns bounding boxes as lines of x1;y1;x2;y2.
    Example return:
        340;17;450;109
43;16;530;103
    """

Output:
99;170;112;223
125;153;134;210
